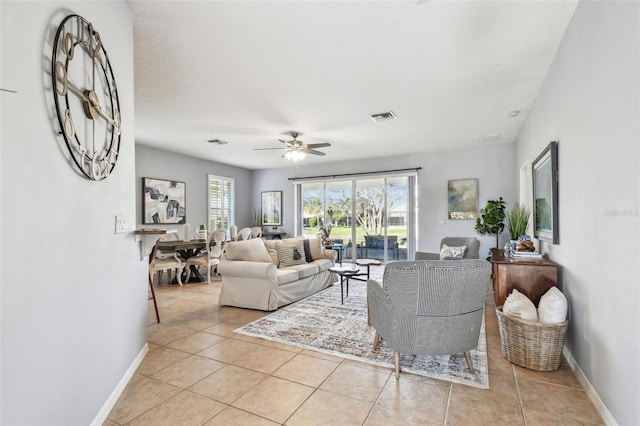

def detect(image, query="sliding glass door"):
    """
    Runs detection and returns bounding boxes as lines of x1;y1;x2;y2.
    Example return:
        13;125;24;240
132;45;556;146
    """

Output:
299;173;415;263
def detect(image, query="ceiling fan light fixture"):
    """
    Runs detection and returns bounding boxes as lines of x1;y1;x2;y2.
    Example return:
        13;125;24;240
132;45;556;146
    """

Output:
285;149;306;161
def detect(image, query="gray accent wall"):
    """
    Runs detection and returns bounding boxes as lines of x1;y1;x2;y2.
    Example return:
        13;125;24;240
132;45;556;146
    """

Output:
135;145;253;233
251;144;515;260
1;1;143;424
514;2;639;424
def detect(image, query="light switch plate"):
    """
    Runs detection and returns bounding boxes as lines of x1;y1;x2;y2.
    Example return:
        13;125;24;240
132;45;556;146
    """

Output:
115;216;127;234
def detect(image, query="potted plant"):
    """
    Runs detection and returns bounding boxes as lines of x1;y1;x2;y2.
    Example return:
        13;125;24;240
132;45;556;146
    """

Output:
506;204;530;240
475;197;506;258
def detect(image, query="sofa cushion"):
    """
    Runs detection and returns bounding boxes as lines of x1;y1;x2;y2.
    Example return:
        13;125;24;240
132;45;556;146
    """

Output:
276;268;299;285
439;244;467;260
276;240;307;267
283;263;319;279
224;238;272;263
263;240;279;265
312;258;333;272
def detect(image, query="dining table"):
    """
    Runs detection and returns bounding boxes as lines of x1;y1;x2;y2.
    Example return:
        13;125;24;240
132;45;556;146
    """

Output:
156;239;207;283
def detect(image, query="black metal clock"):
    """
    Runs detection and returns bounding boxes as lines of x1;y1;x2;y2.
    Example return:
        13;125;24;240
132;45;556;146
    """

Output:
51;14;121;181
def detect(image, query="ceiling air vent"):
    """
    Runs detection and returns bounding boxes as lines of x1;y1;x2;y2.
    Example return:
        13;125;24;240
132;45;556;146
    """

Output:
369;111;397;122
471;134;500;144
207;139;228;145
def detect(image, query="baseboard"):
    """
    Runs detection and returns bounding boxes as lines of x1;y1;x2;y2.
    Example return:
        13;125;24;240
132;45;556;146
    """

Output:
90;343;149;426
562;346;617;426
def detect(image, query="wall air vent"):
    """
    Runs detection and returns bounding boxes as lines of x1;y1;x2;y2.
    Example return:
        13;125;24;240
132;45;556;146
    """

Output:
369;111;397;122
207;139;228;145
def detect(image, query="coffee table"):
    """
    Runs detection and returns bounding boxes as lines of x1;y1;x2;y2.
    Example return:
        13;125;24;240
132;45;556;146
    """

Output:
329;259;382;304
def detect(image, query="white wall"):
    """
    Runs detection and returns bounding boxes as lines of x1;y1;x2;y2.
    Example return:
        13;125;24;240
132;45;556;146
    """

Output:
514;2;640;424
135;145;253;233
252;143;515;259
1;2;145;424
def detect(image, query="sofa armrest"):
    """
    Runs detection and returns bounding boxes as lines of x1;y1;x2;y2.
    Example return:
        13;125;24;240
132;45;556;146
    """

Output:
322;248;337;263
218;260;277;281
415;251;440;261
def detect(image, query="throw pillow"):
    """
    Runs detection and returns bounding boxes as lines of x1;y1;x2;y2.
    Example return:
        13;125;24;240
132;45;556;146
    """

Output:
439;244;467;260
302;240;314;263
503;289;538;321
263;240;279;265
223;238;272;263
276;240;307;267
538;286;568;323
307;238;325;260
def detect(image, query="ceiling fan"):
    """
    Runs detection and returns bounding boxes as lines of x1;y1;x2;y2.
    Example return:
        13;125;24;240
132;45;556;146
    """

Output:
254;131;331;161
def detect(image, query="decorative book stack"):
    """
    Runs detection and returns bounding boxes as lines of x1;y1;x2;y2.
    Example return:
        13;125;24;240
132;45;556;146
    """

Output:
512;250;543;260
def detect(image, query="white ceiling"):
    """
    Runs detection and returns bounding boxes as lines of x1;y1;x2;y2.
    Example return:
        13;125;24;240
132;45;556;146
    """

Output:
128;0;578;170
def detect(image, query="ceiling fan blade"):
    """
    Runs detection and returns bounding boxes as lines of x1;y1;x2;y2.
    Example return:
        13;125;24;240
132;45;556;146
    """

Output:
304;143;331;149
304;149;327;156
253;147;285;151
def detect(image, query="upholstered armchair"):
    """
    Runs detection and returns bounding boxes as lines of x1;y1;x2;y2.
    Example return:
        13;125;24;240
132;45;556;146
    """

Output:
415;237;480;260
367;260;491;378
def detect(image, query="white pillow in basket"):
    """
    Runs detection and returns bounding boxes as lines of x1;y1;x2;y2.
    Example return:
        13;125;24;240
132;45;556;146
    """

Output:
439;244;467;260
503;289;538;321
538;286;568;323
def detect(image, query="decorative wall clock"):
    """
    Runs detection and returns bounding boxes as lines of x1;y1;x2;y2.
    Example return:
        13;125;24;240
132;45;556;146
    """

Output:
51;14;121;181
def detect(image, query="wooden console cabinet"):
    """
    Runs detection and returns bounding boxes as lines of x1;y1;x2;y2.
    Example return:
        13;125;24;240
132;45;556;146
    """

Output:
491;253;558;307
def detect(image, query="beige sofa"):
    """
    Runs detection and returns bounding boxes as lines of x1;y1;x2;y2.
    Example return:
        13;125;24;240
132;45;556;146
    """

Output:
218;237;337;311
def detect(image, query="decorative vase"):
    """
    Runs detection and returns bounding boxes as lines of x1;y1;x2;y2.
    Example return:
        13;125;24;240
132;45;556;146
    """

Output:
184;223;191;242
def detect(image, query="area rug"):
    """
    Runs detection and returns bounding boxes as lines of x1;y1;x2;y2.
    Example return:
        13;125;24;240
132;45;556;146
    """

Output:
234;283;489;389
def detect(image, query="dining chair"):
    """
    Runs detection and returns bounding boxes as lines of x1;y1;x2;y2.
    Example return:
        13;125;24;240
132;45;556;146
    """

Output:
156;233;182;283
236;227;252;241
186;230;227;283
149;238;183;286
230;225;238;241
251;226;262;239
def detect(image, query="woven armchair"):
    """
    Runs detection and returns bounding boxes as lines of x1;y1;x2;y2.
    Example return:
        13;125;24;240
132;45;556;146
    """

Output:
367;260;491;378
415;237;480;260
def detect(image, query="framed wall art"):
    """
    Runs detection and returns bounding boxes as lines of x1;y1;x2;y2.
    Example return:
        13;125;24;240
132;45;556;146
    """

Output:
448;178;478;220
261;191;282;226
532;141;559;244
142;177;186;224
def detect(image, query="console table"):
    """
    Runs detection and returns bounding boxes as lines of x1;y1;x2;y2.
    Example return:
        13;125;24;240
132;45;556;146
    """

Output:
491;253;558;307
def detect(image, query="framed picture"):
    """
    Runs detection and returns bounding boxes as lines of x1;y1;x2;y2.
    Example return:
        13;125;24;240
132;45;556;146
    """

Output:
262;191;282;226
532;141;559;243
448;178;478;220
142;177;186;224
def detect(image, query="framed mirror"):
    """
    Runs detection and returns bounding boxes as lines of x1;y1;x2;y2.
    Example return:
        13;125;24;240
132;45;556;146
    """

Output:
532;141;559;244
261;191;282;226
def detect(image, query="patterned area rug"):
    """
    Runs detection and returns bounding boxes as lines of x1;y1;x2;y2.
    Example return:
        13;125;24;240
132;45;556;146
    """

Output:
234;283;489;389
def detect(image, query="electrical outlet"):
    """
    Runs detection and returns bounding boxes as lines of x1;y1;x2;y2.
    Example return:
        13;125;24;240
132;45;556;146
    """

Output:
115;216;127;234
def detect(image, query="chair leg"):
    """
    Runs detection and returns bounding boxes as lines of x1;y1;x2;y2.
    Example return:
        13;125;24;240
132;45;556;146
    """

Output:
148;272;160;323
177;266;183;286
394;352;401;380
373;331;381;350
206;264;211;284
464;351;475;373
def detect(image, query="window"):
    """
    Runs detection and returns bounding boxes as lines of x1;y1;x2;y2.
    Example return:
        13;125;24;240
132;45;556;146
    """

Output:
208;174;235;233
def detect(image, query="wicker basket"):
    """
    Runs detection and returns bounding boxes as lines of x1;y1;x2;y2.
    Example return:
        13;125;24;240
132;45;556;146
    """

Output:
496;306;568;371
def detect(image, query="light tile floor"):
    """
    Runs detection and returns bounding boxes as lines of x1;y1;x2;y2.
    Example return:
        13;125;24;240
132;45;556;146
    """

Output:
106;266;604;425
